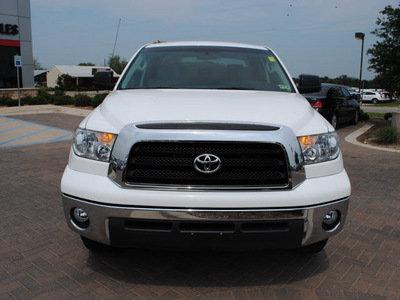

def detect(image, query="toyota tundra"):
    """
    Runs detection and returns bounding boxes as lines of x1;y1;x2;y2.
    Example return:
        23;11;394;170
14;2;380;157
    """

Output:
61;41;350;253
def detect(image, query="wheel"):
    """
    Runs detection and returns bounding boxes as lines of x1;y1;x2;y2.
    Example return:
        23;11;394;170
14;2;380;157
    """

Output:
80;236;113;252
300;239;328;253
372;98;378;104
330;113;338;129
350;109;359;125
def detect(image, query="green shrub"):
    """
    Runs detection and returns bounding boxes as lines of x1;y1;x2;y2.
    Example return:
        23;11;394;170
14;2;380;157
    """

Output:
374;126;399;144
0;96;12;106
25;96;48;105
21;96;33;105
91;93;108;107
37;87;52;103
77;86;96;91
5;98;20;106
54;95;74;105
54;89;65;96
74;94;92;107
384;112;392;120
50;89;66;104
48;95;55;104
56;74;75;91
359;109;370;121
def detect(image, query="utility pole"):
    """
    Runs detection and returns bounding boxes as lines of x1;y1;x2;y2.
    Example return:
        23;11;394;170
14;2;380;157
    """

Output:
355;32;365;94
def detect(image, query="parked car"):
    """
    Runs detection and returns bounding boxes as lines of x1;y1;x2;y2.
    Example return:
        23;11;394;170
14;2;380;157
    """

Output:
361;91;387;104
381;92;392;101
304;83;360;128
34;82;47;87
343;86;361;101
61;42;350;253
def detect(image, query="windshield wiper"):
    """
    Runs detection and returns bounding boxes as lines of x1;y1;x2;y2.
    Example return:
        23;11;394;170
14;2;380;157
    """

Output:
215;87;260;91
139;87;180;89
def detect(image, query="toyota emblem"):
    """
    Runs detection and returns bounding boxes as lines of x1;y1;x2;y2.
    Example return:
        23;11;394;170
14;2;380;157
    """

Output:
194;154;222;174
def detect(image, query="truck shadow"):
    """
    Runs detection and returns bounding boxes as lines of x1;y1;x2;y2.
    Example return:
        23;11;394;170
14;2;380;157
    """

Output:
86;247;329;286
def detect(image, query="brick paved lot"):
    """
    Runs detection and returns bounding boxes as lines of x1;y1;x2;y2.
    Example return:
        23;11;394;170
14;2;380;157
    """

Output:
0;113;399;300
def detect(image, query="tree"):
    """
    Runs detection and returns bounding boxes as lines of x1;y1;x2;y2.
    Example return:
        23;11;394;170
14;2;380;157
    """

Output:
56;74;75;91
367;5;400;93
33;57;44;70
78;62;95;66
107;55;128;74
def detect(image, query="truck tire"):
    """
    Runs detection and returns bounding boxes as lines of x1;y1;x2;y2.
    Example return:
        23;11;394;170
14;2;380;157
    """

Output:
300;239;328;253
81;236;113;252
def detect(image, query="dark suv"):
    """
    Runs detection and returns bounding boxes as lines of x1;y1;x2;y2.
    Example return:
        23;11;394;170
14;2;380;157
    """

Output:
304;83;360;128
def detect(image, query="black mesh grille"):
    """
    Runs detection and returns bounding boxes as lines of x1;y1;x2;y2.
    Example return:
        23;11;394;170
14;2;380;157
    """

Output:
125;142;289;187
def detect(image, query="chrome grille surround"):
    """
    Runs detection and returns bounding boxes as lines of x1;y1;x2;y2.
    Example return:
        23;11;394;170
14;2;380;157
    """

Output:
108;121;305;190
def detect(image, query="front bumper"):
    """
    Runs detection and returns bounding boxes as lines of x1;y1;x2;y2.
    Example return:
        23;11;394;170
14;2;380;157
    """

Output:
62;194;349;250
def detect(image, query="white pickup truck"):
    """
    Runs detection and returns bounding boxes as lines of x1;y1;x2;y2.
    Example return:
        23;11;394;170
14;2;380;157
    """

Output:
61;41;350;253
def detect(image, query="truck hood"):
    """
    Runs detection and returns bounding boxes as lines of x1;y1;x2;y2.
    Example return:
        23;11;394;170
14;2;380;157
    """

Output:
84;89;331;136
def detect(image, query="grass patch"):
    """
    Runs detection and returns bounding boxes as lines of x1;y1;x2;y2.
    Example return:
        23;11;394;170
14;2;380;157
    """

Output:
368;112;385;118
374;126;399;144
357;118;400;150
372;100;400;107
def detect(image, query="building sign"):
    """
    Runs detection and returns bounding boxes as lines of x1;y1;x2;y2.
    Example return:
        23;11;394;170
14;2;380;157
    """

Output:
0;23;19;35
0;0;34;88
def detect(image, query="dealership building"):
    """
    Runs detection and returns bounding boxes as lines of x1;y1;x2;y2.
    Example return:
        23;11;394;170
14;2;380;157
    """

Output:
0;0;34;88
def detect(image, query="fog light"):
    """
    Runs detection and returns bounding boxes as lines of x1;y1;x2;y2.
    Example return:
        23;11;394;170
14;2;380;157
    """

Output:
73;207;89;222
323;210;338;225
322;210;341;231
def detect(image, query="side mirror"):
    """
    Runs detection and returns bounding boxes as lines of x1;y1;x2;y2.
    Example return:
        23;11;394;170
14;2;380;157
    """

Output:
93;71;115;90
297;74;321;94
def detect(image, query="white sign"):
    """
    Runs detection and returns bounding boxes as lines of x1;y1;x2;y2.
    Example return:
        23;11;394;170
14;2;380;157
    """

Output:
14;55;21;67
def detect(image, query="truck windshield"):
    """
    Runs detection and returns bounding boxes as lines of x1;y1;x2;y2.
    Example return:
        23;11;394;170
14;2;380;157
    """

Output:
118;46;295;92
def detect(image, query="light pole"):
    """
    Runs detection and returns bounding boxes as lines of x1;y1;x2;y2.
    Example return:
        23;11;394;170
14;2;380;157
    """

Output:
355;32;365;95
112;18;121;58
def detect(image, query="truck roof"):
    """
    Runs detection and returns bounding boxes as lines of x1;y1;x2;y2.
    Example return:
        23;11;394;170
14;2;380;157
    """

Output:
145;41;270;51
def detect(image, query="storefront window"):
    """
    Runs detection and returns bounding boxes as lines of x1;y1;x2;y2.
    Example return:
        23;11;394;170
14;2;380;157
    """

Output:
0;46;21;88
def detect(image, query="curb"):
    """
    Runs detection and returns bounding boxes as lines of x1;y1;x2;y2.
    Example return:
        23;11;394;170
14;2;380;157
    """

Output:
344;124;400;153
0;104;91;117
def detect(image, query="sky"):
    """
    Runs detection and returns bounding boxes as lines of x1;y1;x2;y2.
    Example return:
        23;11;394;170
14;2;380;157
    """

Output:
31;0;400;80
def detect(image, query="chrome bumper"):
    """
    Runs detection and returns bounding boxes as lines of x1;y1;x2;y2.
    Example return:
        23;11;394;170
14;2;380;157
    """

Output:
62;194;349;249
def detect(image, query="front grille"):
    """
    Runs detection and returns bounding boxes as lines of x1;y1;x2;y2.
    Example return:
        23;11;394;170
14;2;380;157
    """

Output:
125;142;289;188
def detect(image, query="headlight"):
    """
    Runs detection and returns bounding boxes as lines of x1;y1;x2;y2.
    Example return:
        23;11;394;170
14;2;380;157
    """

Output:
298;132;340;164
72;128;117;162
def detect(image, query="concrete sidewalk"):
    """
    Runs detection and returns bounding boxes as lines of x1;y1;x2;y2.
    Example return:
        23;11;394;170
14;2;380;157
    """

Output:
361;105;398;114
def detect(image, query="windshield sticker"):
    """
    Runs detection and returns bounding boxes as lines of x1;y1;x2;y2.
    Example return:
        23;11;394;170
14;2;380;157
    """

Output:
278;84;290;90
268;57;276;62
